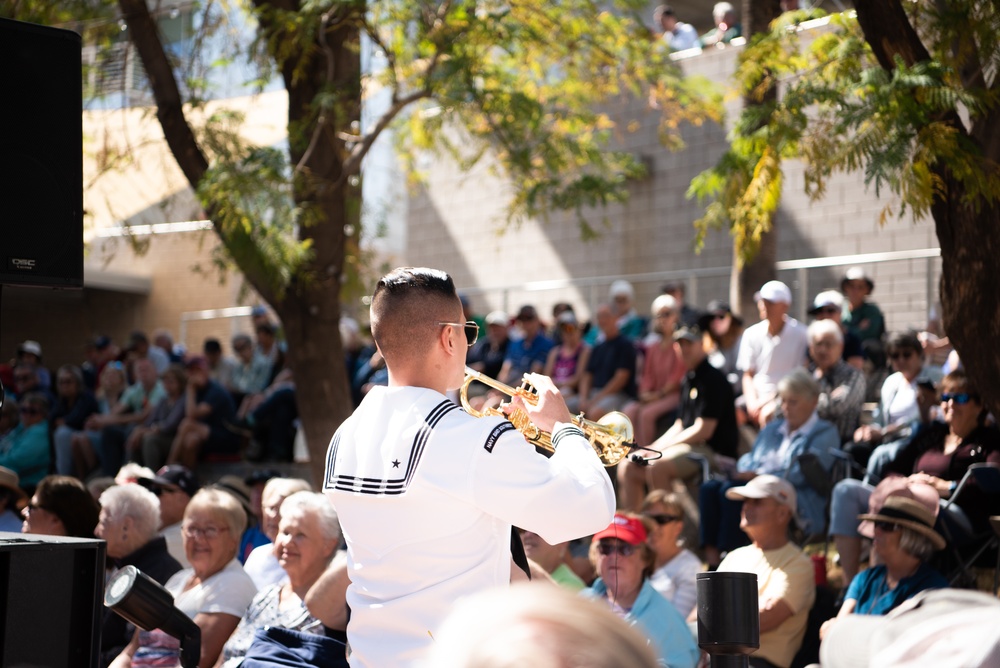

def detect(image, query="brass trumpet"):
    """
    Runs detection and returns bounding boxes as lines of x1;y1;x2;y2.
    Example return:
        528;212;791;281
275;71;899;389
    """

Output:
460;366;636;467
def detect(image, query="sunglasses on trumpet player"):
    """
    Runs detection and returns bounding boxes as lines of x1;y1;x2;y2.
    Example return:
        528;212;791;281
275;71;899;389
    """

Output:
438;321;480;347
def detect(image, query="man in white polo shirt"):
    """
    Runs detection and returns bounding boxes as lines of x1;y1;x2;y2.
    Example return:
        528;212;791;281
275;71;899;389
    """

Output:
737;280;809;428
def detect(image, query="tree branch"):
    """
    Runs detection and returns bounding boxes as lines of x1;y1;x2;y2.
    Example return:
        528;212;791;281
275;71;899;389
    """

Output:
118;0;208;187
337;88;432;185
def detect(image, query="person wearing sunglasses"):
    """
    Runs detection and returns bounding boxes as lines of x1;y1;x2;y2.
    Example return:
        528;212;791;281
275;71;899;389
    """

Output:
700;299;745;395
323;267;614;668
498;304;555;386
819;487;948;652
711;475;816;668
849;332;928;481
831;368;1000;585
0;393;51;488
583;512;699;668
641;490;702;618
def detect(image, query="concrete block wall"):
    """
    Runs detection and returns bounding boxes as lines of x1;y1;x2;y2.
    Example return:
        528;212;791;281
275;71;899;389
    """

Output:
402;25;941;336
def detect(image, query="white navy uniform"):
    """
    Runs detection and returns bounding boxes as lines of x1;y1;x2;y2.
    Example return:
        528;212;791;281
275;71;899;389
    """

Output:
324;385;616;667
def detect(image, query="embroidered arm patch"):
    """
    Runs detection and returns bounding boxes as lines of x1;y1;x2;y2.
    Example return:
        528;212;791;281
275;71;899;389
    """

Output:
484;422;517;453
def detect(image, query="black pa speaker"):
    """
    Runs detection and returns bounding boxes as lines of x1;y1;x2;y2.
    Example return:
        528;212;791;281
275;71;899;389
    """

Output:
0;18;83;288
0;532;106;668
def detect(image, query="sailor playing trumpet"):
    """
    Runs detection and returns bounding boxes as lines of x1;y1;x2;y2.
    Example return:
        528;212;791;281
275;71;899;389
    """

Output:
323;267;615;668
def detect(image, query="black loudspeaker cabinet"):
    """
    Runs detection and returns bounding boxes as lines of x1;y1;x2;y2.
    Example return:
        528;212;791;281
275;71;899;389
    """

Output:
0;532;106;668
0;18;83;288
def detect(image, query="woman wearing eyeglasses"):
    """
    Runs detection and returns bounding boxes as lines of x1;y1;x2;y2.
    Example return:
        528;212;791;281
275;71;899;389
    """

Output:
0;392;51;488
641;490;701;618
582;512;699;668
831;368;1000;585
819;488;948;645
848;332;927;479
111;487;257;668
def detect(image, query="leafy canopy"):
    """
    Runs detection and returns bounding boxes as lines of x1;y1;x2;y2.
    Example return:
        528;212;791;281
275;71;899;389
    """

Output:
688;6;1000;267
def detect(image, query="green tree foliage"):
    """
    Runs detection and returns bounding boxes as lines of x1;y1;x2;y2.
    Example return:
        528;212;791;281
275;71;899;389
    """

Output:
4;0;721;475
688;7;1000;267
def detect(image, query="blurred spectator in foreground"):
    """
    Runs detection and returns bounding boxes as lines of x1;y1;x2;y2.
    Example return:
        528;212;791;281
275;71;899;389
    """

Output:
426;584;659;668
21;474;100;538
654;4;699;51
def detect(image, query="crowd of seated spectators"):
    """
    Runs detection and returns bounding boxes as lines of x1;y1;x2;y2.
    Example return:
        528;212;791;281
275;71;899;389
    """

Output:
0;258;994;668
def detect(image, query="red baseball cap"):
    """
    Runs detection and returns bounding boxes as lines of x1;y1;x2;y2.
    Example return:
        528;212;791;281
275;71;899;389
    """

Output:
592;513;648;546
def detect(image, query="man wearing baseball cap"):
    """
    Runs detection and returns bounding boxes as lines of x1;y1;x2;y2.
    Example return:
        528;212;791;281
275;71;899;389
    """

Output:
138;464;200;567
714;474;815;668
737;280;809;429
618;322;738;511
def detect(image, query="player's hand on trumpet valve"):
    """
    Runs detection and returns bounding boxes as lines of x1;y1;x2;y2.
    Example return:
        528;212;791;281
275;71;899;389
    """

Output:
506;373;573;435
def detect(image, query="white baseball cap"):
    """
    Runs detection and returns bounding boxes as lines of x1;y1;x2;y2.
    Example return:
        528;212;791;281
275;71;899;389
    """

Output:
725;474;797;514
754;280;792;305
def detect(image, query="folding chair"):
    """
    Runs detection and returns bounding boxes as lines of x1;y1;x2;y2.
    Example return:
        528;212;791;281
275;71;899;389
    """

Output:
938;463;1000;590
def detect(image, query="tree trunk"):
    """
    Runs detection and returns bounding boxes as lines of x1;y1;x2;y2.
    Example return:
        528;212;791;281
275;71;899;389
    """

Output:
852;1;1000;417
931;168;1000;418
270;7;361;484
732;225;777;322
732;0;782;322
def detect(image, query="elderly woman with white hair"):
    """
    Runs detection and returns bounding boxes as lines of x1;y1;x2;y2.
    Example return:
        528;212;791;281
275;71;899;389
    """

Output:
624;294;686;447
699;368;840;568
217;492;342;667
808;318;867;444
111;488;257;668
243;477;313;590
96;483;183;666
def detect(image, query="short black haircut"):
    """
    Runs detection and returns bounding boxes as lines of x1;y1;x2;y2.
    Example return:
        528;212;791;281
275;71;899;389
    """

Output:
371;267;461;367
203;338;222;354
